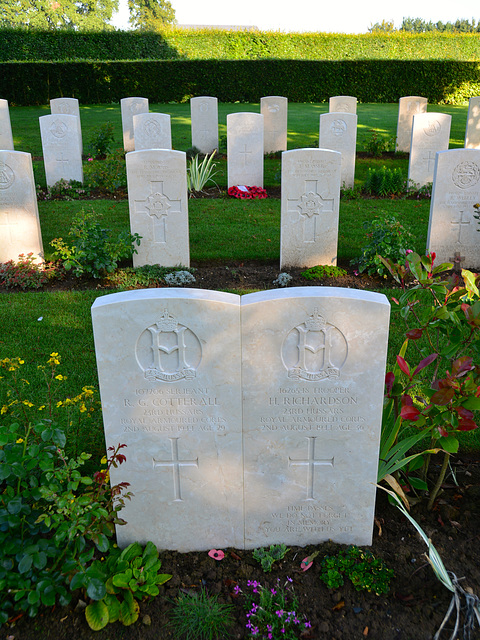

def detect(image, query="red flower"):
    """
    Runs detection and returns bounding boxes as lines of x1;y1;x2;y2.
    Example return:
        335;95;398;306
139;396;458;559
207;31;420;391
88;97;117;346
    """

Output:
208;549;225;561
228;185;267;200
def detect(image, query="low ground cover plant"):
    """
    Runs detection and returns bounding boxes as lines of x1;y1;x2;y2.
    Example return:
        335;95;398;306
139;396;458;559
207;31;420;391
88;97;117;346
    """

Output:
252;544;289;572
169;587;235;640
0;253;61;290
352;216;413;277
319;545;393;595
301;264;347;280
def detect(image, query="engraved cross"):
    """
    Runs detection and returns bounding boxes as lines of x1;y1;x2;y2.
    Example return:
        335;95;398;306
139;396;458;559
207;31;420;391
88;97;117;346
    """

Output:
451;210;471;243
56;152;69;168
287;180;334;243
134;181;181;243
153;438;198;501
423;151;436;171
289;436;334;500
238;145;252;167
0;208;19;244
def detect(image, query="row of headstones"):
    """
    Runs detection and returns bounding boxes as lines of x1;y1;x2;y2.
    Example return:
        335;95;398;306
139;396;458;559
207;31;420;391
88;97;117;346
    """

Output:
91;286;390;551
3;140;479;272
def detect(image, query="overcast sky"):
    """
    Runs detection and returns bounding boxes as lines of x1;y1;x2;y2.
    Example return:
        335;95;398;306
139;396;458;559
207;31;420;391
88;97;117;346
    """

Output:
111;0;480;33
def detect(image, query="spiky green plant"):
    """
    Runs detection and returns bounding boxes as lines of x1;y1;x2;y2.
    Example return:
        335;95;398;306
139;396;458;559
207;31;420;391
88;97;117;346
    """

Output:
187;151;220;193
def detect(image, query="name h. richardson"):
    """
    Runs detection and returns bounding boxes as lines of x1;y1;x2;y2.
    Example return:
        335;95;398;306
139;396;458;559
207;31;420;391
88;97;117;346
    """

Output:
269;396;357;406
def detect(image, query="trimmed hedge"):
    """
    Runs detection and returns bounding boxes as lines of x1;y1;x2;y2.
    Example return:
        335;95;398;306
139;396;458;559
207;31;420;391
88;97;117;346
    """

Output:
3;60;480;106
2;28;480;62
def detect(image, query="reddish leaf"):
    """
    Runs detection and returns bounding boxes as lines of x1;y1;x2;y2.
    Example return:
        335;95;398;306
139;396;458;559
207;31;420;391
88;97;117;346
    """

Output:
437;426;448;437
452;356;473;378
458;419;478;432
457;406;474;420
385;372;395;396
406;328;423;340
401;394;413;406
396;356;411;378
400;405;421;420
412;353;437;376
430;388;455;405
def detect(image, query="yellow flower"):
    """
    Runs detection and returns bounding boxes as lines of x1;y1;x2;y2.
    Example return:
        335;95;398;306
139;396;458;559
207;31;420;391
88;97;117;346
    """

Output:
50;352;59;357
1;406;7;415
38;405;46;411
55;374;65;381
101;456;107;464
22;400;34;407
79;403;87;413
16;438;24;444
56;400;63;408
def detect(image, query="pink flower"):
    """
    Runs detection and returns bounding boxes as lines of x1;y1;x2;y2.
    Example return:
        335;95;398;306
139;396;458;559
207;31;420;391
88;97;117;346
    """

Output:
301;557;313;571
208;549;225;561
87;157;93;162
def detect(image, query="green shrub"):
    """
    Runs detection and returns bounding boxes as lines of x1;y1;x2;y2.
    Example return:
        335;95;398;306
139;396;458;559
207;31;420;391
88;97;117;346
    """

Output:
51;209;141;278
364;166;405;196
83;149;127;193
353;216;413;277
86;122;116;159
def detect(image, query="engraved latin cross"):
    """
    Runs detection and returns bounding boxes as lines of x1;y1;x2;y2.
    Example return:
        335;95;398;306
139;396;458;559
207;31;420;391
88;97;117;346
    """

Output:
289;436;334;500
287;180;334;242
153;437;198;501
451;210;471;243
134;181;181;243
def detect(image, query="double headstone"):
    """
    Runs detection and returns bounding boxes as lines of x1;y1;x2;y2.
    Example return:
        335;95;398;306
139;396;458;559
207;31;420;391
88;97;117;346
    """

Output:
39;114;83;187
126;149;189;268
329;96;357;114
133;113;172;151
261;96;288;154
190;97;218;154
91;286;390;552
396;96;427;153
426;148;480;269
408;113;451;189
0;100;14;150
227;113;264;188
319;113;357;189
280;148;341;268
0;150;44;263
121;97;149;153
465;97;480;149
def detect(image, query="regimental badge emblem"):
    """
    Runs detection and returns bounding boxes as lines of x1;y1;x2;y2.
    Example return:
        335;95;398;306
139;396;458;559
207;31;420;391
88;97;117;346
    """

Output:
0;162;14;190
50;119;68;138
282;308;348;381
136;310;202;382
452;161;480;189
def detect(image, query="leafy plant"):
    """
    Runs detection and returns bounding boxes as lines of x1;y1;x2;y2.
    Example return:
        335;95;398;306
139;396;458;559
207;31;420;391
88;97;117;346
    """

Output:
239;577;311;639
83;148;127;192
187;151;219;194
319;546;393;595
36;178;89;201
86;122;115;159
169;587;235;640
364;166;405;196
164;270;196;286
301;264;347;280
79;541;172;630
252;544;289;572
364;130;395;157
51;209;141;278
380;252;480;508
352;216;413;277
0;253;61;290
273;272;293;287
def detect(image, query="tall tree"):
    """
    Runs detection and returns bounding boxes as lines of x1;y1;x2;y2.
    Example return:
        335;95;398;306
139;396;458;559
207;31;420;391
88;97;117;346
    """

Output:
368;20;395;33
0;0;118;29
128;0;176;30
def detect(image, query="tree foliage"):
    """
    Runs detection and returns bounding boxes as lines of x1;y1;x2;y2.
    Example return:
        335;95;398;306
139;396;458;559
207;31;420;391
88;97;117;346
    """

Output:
0;0;119;30
127;0;176;30
369;16;480;33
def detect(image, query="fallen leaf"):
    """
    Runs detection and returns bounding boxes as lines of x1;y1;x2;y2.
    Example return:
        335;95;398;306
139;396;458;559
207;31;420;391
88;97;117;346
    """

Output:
363;626;369;636
332;600;345;611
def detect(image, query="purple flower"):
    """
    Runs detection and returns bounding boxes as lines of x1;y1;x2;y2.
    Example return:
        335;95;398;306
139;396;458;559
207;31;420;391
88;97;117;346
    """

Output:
233;585;241;595
276;609;284;617
305;621;312;628
270;588;277;594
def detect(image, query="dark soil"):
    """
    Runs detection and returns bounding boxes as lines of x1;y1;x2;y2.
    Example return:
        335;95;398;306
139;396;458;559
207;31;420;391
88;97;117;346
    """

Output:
5;454;480;640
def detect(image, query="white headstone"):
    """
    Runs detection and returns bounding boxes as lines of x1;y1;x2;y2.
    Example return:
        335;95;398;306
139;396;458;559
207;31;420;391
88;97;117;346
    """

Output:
190;97;219;154
465;97;480;149
280;148;341;269
91;288;244;552
126;149;189;268
227;112;264;188
408;113;451;189
133;113;172;151
329;96;357;114
39;114;83;187
319;113;357;189
261;96;288;154
242;287;390;549
0;150;43;263
50;97;82;151
396;96;428;153
0;100;14;150
426;148;480;269
121;97;149;153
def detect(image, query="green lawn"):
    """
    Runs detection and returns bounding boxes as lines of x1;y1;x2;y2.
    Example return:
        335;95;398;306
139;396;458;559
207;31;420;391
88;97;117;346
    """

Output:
2;101;479;462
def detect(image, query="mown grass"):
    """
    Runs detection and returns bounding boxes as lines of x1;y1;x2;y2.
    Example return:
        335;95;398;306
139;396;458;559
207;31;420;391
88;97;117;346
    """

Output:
2;101;479;458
